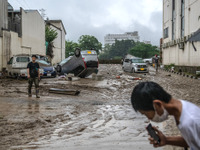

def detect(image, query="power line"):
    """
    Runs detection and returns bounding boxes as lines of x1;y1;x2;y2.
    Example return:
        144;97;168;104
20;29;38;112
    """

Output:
15;0;27;9
22;0;31;9
8;0;21;8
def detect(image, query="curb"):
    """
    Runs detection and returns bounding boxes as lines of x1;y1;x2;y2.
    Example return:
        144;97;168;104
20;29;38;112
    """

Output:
160;68;198;79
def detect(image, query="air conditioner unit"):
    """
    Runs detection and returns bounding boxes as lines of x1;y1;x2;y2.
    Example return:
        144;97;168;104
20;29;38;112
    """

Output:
178;42;184;50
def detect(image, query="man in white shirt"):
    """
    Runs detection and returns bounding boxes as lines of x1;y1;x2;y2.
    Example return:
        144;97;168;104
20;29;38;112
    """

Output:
131;81;200;149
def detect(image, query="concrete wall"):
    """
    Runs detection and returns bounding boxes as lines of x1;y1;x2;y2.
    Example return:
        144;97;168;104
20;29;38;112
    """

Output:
48;21;66;65
162;0;200;67
2;31;11;69
0;8;46;71
10;31;22;56
0;0;8;36
50;25;62;65
0;37;2;70
21;9;45;55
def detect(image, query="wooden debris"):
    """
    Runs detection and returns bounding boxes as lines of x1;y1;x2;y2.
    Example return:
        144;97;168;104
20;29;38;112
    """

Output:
49;88;80;96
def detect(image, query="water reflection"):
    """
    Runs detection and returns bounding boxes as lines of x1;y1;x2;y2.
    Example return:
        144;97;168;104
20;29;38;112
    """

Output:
28;100;39;114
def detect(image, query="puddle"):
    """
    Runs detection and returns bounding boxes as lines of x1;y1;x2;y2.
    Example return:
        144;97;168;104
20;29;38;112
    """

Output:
10;104;163;150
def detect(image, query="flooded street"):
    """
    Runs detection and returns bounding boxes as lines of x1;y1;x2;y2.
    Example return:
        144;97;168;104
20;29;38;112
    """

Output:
0;64;200;150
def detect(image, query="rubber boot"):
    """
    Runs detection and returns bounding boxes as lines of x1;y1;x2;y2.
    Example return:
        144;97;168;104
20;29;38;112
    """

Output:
36;89;40;98
28;89;32;97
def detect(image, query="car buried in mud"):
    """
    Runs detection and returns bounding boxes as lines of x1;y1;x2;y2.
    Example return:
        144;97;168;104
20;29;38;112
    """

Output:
56;49;99;78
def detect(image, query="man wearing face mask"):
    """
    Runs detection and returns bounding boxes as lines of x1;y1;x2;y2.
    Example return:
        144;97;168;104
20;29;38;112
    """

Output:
131;81;200;150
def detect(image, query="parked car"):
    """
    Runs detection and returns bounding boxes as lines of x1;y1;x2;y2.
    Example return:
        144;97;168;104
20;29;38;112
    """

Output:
33;54;49;63
143;58;153;65
122;57;149;73
7;54;44;78
56;49;99;78
36;60;56;78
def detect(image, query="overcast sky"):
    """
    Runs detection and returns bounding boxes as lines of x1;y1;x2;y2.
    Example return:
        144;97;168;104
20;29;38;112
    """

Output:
8;0;162;46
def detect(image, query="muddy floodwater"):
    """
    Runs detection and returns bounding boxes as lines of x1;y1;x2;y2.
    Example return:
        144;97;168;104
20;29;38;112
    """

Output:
0;64;200;150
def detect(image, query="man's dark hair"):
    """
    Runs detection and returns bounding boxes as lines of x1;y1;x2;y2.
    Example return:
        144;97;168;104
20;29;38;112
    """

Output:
131;82;172;111
32;55;37;58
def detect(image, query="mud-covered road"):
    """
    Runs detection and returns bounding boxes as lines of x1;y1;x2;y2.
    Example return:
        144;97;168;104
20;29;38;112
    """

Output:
0;64;200;150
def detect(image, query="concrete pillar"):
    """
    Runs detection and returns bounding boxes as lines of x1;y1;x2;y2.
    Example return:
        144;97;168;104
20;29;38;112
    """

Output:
2;30;11;69
0;0;8;36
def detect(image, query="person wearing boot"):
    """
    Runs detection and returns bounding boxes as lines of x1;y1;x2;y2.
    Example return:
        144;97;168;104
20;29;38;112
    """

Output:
27;55;40;98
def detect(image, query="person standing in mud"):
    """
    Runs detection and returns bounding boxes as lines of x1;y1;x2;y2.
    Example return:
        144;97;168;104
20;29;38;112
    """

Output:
153;55;159;72
27;55;40;98
131;82;200;149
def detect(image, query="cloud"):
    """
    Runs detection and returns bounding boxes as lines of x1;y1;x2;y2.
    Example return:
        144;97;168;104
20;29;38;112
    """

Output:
8;0;162;45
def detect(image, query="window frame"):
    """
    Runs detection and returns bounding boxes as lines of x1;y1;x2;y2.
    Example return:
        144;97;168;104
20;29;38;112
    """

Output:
164;27;169;39
16;57;30;63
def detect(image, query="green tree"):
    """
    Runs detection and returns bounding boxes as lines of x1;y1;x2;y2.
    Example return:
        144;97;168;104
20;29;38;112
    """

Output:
129;42;159;58
45;26;58;59
99;44;112;60
109;40;136;59
78;35;102;54
99;40;136;60
65;41;79;58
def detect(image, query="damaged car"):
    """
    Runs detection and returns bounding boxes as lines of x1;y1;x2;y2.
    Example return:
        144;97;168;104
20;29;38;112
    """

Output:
56;49;99;78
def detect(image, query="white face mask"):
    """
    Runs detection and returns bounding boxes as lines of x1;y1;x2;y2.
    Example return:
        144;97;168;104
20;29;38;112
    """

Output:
152;105;169;122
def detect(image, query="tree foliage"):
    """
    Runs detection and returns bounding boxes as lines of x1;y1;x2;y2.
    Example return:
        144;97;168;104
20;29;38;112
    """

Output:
129;42;159;58
65;41;79;57
109;40;136;58
99;40;159;60
45;26;58;58
99;44;112;60
78;35;102;54
99;40;135;60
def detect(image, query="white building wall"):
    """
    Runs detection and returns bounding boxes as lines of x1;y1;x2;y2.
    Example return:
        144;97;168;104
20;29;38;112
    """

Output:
21;9;45;55
10;31;22;56
51;21;66;61
104;32;140;45
0;8;46;71
60;25;66;61
162;0;200;66
0;37;2;70
51;25;62;65
47;21;66;65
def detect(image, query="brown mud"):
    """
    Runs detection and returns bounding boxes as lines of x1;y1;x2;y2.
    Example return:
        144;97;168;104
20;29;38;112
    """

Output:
0;64;199;150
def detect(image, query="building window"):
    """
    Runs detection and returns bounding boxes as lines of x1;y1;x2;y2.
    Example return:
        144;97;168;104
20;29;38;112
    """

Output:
164;27;169;39
172;0;176;40
181;0;185;38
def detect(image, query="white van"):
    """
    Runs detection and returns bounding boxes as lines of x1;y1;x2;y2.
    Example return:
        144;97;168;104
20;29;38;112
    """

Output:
7;54;44;78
